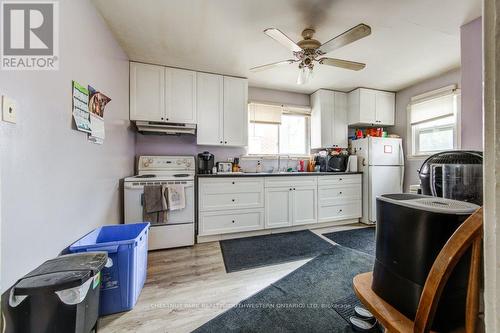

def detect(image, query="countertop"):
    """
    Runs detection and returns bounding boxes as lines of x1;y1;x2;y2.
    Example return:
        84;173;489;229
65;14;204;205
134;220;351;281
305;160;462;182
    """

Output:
196;171;362;177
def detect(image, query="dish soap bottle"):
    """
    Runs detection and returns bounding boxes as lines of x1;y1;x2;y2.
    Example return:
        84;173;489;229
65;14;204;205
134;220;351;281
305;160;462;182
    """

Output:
256;160;263;173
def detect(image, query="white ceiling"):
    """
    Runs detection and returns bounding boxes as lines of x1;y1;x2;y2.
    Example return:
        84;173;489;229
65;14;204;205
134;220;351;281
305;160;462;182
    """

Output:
92;0;481;94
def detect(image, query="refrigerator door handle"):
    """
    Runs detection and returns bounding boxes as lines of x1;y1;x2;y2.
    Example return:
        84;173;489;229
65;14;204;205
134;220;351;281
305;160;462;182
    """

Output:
400;166;405;192
398;140;405;166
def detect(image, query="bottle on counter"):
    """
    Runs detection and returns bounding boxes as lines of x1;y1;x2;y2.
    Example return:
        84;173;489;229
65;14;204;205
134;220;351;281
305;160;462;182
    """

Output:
256;160;263;173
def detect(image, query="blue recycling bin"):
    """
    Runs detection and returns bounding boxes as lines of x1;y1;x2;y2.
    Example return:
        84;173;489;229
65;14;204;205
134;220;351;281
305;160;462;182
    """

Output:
69;222;150;316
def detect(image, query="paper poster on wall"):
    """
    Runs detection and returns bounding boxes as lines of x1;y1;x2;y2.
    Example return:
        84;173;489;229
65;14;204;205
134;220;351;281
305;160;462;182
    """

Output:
72;81;91;133
87;86;111;144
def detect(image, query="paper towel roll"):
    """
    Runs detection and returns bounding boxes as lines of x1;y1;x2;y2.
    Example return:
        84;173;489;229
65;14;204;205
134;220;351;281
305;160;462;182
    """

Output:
347;155;358;172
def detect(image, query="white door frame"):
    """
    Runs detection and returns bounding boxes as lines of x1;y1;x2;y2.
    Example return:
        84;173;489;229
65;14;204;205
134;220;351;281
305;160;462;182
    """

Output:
483;1;500;331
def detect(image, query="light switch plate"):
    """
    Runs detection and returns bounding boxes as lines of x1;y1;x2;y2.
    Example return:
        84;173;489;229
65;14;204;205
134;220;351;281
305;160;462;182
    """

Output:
2;95;17;123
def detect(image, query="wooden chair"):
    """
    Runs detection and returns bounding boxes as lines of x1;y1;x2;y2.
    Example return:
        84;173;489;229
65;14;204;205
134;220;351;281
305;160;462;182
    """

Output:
353;207;483;333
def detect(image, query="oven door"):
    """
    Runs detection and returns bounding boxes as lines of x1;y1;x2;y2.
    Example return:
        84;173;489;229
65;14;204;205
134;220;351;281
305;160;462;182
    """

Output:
124;180;194;225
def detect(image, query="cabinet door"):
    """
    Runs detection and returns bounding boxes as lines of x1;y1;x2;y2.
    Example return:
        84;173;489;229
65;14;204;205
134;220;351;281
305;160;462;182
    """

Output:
130;62;165;121
223;77;248;146
265;187;293;229
359;89;376;123
375;91;395;126
165;67;197;123
333;92;348;148
292;186;317;225
197;73;224;145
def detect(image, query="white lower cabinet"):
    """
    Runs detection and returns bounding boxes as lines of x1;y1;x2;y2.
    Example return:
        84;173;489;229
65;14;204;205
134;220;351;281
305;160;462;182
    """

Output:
199;209;264;236
265;187;293;229
318;175;362;223
198;175;361;237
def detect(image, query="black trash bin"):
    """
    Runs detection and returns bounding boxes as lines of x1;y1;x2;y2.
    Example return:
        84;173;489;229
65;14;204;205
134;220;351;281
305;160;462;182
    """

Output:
7;252;107;333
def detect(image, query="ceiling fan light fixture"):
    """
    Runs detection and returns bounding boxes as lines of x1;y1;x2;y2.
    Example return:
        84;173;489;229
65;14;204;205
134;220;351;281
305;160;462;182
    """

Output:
297;66;313;85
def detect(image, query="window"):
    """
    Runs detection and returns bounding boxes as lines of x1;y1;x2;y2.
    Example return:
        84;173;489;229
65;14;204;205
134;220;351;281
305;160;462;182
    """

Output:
248;103;310;156
408;85;461;157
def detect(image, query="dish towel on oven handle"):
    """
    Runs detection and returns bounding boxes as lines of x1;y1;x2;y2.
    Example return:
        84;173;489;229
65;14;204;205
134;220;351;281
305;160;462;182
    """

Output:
167;184;186;211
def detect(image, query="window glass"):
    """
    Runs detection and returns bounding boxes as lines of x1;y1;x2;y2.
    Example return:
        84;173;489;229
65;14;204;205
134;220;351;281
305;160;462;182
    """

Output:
248;112;309;155
279;114;307;155
248;123;279;155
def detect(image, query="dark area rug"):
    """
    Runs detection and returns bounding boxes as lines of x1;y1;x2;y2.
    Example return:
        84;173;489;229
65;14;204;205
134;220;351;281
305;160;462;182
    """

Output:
323;227;376;256
193;245;375;333
220;230;334;273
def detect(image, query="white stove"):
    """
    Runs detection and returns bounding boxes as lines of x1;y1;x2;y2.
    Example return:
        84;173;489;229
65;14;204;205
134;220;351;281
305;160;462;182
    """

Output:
124;156;195;250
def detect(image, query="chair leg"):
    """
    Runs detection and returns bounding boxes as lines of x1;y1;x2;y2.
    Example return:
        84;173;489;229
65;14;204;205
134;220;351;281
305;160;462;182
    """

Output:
465;239;481;333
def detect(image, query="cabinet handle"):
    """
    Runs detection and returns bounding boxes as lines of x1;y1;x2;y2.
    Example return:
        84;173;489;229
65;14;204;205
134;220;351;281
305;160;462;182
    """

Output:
232;199;235;202
220;141;223;144
224;141;227;144
232;220;235;223
293;188;296;190
339;191;343;195
339;209;343;212
166;118;169;121
289;188;292;191
232;181;235;185
339;178;343;181
161;117;164;120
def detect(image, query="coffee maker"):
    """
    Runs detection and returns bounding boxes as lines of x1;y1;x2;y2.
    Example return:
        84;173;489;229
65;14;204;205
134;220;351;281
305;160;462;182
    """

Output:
197;151;215;174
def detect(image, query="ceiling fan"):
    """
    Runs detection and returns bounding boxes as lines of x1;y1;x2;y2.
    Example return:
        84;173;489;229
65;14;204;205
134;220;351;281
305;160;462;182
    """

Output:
250;23;371;84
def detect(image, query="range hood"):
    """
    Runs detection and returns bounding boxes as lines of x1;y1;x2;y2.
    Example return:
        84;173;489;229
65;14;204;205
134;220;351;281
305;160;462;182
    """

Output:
135;121;196;135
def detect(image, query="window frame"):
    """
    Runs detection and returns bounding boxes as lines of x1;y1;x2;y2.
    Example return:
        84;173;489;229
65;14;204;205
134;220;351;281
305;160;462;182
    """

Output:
406;86;461;159
247;111;311;158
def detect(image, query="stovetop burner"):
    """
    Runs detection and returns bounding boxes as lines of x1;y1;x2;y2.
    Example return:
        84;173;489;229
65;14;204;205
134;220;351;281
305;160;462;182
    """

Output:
134;174;156;178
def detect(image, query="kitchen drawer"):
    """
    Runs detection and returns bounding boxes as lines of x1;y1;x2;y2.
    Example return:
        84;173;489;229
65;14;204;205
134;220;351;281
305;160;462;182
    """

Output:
319;174;361;186
318;200;362;223
265;176;317;188
199;191;264;211
198;208;264;236
199;177;264;194
318;184;362;203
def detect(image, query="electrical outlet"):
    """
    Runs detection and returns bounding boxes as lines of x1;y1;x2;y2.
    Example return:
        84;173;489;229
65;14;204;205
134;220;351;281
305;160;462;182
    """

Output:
1;95;17;123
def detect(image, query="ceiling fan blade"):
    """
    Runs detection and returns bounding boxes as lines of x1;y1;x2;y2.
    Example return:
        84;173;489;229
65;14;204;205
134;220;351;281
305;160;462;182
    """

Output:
264;28;302;52
250;59;297;72
319;23;371;54
318;58;366;71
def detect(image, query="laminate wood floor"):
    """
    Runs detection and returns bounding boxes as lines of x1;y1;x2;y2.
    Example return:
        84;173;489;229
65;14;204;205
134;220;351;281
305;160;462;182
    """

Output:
99;224;368;333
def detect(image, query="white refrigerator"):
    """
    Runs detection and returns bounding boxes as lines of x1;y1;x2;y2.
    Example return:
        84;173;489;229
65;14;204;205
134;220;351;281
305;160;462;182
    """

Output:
351;137;404;224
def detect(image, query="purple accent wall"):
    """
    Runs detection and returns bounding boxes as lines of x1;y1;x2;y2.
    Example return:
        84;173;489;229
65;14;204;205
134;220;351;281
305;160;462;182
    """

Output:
0;0;135;292
135;134;245;165
460;17;483;151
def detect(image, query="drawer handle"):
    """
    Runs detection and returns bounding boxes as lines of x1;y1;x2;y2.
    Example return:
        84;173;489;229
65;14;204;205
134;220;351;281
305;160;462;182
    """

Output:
232;220;235;223
232;199;235;202
289;188;292;191
339;178;343;181
293;188;296;190
339;209;343;212
339;191;343;195
232;181;235;184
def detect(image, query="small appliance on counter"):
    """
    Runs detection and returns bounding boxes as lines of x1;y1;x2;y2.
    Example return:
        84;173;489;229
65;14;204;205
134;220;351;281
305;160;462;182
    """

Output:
197;151;214;174
418;150;483;205
327;153;349;172
216;162;233;173
373;193;480;331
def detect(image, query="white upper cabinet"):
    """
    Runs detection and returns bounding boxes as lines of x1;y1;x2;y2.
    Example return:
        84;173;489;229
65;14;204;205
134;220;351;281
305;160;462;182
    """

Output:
310;89;348;149
223;76;248;146
348;88;395;126
196;73;224;145
130;62;165;121
374;91;395;125
166;67;197;123
196;75;248;146
130;62;196;123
